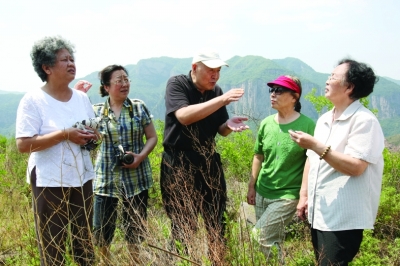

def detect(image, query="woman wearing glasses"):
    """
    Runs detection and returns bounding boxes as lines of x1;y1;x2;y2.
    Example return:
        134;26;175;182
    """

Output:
91;65;157;264
246;75;315;263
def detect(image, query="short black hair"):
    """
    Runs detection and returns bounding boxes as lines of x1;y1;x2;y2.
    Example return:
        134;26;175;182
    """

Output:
338;58;379;99
98;65;129;97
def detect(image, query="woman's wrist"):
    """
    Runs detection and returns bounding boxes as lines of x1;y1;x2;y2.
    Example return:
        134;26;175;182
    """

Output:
225;121;231;130
62;128;68;140
299;189;308;196
319;145;331;160
248;179;257;188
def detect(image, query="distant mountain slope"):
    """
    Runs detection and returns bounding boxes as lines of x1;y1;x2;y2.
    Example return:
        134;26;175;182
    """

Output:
273;57;328;86
1;56;400;142
0;93;25;136
386;134;400;152
383;77;400;86
0;90;24;95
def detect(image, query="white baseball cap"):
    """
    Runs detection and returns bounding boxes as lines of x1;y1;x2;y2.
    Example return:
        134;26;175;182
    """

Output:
192;51;229;68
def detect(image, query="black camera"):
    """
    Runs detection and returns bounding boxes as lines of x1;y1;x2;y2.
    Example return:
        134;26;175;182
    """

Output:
82;140;98;151
115;145;134;166
80;129;99;151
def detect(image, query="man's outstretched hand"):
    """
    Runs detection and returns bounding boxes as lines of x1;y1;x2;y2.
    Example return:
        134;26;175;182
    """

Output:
226;116;250;132
74;80;92;93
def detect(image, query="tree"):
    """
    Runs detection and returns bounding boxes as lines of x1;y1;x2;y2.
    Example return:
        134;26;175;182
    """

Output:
305;88;378;116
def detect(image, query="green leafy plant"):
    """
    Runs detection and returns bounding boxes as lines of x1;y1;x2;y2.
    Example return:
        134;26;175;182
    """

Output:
216;129;255;182
305;88;377;116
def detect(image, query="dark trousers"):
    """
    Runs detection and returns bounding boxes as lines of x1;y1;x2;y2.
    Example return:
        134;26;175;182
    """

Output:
93;190;149;246
160;149;227;263
311;228;363;266
30;167;94;266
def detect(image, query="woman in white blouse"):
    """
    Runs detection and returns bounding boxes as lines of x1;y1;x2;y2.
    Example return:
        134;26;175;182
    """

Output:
16;36;97;266
289;59;384;266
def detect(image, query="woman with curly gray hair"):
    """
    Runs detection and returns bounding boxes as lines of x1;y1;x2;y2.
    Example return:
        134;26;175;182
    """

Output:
16;36;97;265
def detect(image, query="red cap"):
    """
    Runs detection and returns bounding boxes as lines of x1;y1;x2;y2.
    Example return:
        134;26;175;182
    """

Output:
267;76;301;94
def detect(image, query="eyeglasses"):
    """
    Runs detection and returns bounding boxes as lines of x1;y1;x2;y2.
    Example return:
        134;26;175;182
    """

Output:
269;87;291;95
327;75;343;81
112;78;131;86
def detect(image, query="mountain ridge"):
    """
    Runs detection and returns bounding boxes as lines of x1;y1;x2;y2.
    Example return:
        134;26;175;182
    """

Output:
1;56;400;143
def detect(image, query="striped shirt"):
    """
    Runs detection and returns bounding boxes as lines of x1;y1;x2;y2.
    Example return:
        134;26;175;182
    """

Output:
93;98;153;198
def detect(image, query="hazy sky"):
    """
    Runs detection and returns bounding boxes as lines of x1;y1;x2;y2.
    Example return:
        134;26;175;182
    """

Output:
1;0;399;93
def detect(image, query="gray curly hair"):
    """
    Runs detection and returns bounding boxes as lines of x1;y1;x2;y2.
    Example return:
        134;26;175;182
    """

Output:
30;36;75;82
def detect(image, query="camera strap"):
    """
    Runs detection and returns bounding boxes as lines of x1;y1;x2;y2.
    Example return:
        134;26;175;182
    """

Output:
103;98;134;156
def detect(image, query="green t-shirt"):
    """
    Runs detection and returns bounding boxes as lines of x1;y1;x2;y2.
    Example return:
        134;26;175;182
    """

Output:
254;114;315;199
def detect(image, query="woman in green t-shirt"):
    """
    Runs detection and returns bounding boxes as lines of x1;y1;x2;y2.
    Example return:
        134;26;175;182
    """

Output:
247;75;315;262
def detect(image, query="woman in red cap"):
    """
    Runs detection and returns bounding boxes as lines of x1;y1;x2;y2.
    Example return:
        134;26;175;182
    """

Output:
246;75;315;262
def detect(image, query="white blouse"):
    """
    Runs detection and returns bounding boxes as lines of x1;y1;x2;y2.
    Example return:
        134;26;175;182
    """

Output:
307;100;384;231
16;89;95;187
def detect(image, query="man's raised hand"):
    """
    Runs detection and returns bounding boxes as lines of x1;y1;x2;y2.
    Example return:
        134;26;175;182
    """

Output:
226;116;249;132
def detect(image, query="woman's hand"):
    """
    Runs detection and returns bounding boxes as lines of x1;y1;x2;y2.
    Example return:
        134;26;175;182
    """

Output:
84;127;101;142
296;197;308;221
17;127;97;153
64;127;97;146
121;152;144;169
247;186;256;205
74;80;92;93
288;130;318;150
121;122;158;169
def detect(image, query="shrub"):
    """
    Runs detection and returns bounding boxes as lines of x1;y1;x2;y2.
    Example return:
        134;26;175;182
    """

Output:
216;129;255;182
374;149;400;239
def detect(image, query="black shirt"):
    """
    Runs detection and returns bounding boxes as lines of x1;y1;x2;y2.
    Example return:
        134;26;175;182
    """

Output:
163;71;229;151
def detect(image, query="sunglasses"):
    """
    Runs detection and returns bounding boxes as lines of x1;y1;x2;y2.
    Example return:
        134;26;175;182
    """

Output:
269;87;291;95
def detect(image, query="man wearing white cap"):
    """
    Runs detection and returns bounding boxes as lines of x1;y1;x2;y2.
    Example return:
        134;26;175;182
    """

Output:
160;50;248;264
